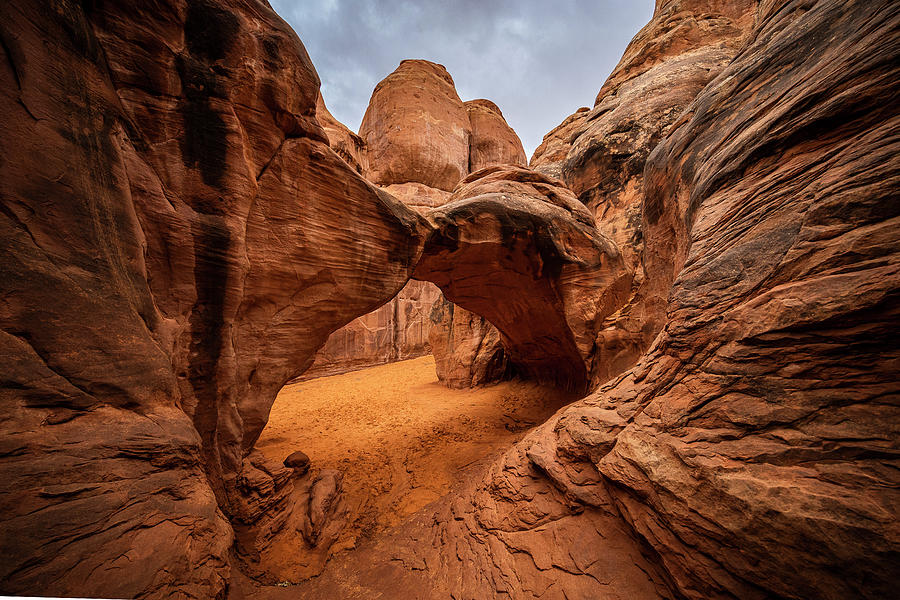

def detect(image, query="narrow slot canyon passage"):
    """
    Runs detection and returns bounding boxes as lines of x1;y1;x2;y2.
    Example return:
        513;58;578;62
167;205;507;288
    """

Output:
255;355;577;559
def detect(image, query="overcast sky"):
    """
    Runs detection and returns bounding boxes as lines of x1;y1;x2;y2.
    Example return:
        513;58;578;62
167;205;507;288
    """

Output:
270;0;654;159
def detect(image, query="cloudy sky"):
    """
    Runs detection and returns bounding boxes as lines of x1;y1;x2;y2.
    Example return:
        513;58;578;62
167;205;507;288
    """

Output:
270;0;654;158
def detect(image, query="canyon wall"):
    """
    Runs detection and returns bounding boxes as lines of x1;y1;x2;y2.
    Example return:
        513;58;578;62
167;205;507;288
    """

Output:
0;0;426;595
532;0;758;387
0;2;611;595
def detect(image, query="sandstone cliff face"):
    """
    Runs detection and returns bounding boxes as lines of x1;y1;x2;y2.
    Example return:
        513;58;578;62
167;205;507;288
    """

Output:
3;0;898;598
0;0;425;596
297;1;900;598
302;279;441;379
532;0;758;387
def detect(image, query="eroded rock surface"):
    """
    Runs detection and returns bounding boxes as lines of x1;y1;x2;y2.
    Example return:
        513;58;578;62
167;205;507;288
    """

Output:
415;166;631;391
466;99;527;172
3;0;898;598
296;1;900;599
312;63;531;382
316;92;368;174
0;0;424;596
301;279;442;379
360;59;471;192
428;297;510;388
532;0;758;387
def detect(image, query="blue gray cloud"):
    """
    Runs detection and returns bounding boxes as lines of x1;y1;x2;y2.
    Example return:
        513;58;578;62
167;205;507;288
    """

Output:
270;0;654;158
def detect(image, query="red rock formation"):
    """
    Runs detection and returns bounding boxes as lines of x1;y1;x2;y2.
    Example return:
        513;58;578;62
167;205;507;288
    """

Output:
530;106;590;180
4;0;898;598
415;166;632;391
311;65;530;384
428;297;509;388
295;1;900;598
316;92;368;174
360;59;471;191
0;0;425;596
301;279;441;379
532;0;757;387
465;99;527;172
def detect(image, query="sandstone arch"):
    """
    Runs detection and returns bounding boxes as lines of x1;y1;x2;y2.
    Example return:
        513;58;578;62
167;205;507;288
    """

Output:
415;166;632;392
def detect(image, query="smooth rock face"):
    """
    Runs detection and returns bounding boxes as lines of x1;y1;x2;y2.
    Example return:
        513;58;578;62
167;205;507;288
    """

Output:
0;0;425;596
299;1;900;598
428;297;509;388
465;99;527;172
415;166;632;391
360;59;471;191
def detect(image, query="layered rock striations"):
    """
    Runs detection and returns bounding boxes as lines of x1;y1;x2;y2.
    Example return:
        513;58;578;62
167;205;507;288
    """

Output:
2;0;898;598
0;0;425;596
301;279;439;379
299;1;900;598
532;0;757;386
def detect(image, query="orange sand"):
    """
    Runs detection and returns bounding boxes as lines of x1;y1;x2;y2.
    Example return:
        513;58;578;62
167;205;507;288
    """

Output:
255;355;575;547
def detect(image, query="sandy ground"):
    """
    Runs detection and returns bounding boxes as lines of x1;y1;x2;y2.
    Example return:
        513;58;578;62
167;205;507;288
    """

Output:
255;355;576;549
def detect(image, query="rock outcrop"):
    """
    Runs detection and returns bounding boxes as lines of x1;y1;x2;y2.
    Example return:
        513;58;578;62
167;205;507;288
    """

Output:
465;99;527;172
310;61;530;382
428;298;510;388
0;0;425;596
316;92;368;174
301;279;441;379
296;1;900;598
360;59;471;192
415;166;632;391
532;0;757;386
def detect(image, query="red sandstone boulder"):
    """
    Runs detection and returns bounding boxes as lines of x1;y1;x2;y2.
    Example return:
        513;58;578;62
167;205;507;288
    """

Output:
465;99;526;172
360;59;471;191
